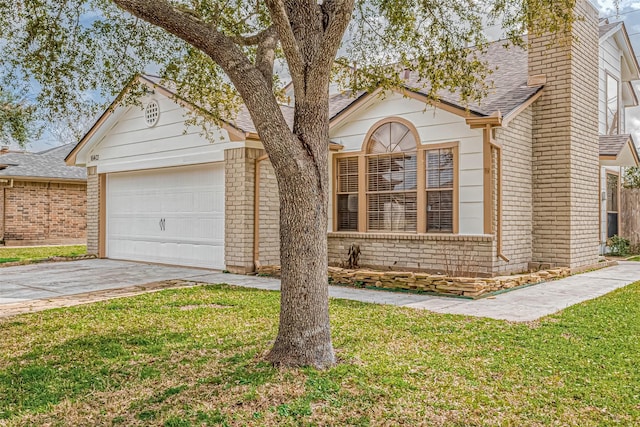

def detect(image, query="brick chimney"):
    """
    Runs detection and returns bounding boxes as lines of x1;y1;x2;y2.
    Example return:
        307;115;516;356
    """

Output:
529;0;600;269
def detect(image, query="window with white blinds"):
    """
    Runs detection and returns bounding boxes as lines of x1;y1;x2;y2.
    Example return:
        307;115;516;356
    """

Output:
334;118;457;234
426;148;454;233
336;157;359;231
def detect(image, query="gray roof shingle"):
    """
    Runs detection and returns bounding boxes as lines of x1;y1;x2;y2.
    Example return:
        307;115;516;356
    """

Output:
403;41;542;116
142;39;538;132
599;21;621;39
600;134;635;157
0;143;86;180
119;20;629;139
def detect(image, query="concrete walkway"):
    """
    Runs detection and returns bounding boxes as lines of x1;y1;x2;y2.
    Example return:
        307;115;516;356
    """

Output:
1;259;639;321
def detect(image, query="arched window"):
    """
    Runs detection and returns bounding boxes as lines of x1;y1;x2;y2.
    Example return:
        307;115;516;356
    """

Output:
334;118;457;234
366;121;418;231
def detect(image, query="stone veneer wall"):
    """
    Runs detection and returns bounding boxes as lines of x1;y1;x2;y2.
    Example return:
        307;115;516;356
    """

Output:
224;147;263;273
327;233;495;276
257;158;280;266
1;180;86;246
529;0;600;269
493;107;534;274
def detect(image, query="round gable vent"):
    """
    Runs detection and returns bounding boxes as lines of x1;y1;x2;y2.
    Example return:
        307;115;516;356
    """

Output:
144;100;160;127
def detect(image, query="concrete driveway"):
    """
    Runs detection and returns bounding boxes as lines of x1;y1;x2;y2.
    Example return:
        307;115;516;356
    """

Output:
2;258;640;322
0;259;216;305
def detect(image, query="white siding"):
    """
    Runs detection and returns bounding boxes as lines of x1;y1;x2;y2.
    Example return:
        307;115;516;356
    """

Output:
329;92;485;235
88;93;244;173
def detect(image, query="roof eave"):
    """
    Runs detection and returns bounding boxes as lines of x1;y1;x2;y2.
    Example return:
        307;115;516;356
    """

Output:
499;87;545;128
0;175;87;183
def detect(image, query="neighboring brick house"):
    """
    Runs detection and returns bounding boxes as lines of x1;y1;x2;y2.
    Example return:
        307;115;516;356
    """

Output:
0;144;87;246
66;0;639;275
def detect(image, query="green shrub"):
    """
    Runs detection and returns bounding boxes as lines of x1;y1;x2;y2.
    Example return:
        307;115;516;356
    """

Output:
607;235;630;256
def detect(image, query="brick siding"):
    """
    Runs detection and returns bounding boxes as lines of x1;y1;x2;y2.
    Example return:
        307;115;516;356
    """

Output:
529;0;600;268
1;180;86;246
86;168;99;254
224;147;263;273
327;232;495;276
257;158;280;266
493;108;534;274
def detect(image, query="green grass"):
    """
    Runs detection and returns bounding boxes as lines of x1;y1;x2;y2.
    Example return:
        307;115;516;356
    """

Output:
0;245;86;264
1;282;639;426
626;255;640;261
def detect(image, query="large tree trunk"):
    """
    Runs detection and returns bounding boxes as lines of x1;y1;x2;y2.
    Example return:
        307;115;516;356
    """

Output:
266;160;334;368
112;0;353;369
266;97;335;368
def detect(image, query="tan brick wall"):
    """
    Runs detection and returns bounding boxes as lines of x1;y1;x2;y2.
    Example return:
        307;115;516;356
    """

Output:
224;147;262;273
86;168;99;254
0;187;4;240
1;180;86;246
328;233;495;276
494;108;534;274
529;0;600;268
257;158;280;266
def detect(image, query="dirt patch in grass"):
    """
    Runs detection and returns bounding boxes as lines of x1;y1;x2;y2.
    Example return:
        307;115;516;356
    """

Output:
177;304;231;311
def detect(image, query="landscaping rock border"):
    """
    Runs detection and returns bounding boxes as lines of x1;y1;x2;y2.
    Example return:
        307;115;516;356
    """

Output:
257;265;572;298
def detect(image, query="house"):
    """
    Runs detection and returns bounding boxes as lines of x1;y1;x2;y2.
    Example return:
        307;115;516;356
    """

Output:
66;0;639;276
0;144;87;246
597;20;640;253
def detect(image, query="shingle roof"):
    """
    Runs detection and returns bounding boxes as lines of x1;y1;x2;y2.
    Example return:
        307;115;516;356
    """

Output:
0;143;86;180
599;21;621;39
233;104;295;134
403;41;542;116
600;134;635;157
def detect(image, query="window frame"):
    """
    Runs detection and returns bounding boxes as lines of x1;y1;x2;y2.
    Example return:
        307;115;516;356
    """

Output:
606;72;620;135
332;117;459;234
425;146;456;233
606;171;620;239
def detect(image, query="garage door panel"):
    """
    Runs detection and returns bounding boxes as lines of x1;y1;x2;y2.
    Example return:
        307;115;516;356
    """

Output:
107;164;225;269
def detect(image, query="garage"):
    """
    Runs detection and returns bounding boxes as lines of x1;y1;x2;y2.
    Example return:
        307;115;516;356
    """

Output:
106;163;225;269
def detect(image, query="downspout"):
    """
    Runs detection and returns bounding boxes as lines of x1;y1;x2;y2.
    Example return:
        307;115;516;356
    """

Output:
485;125;509;263
253;153;269;271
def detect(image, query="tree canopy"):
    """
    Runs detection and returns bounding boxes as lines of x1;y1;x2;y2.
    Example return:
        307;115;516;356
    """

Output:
0;89;38;147
0;0;576;131
0;0;578;368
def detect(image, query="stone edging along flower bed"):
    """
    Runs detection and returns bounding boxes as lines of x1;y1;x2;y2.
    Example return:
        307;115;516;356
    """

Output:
257;265;572;299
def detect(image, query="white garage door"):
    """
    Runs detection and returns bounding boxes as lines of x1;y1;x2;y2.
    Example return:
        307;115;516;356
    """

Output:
107;163;225;269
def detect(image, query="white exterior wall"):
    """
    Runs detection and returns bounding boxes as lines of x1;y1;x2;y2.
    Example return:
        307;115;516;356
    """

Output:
86;93;251;173
599;36;624;134
328;92;484;235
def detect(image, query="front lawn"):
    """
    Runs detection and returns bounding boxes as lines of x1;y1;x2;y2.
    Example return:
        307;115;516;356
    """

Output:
0;245;86;264
1;282;639;426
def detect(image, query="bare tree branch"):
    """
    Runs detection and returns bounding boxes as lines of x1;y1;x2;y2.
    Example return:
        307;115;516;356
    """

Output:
112;0;302;172
319;0;355;69
263;0;305;82
232;26;275;46
254;26;279;88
